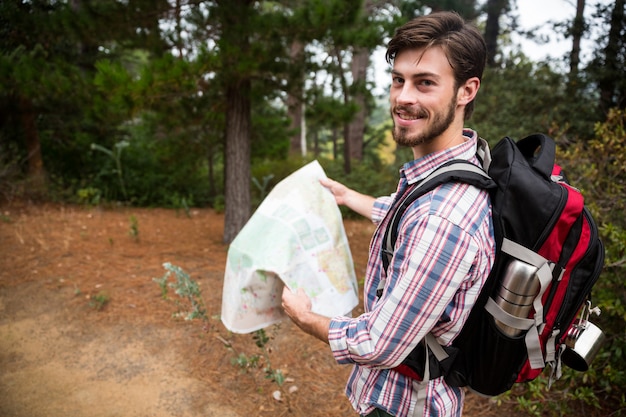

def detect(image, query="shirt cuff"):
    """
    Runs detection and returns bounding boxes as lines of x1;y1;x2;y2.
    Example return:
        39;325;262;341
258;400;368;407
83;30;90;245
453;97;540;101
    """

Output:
328;316;354;364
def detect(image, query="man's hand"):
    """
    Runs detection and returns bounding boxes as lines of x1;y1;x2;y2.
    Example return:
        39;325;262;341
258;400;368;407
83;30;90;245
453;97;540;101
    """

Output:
319;177;351;206
281;286;331;344
281;287;312;322
319;177;375;220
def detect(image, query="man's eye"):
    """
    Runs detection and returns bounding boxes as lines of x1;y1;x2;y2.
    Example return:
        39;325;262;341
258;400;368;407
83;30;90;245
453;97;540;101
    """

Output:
421;80;434;86
392;76;404;84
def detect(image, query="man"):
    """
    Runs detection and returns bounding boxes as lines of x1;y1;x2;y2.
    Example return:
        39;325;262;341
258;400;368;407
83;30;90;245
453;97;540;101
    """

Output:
282;11;495;417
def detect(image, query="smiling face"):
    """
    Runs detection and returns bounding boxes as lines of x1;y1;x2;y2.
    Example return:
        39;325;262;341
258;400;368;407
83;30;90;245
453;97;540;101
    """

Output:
389;46;477;158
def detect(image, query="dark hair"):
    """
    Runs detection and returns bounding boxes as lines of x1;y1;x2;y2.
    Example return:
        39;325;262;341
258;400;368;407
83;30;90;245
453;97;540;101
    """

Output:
385;11;486;119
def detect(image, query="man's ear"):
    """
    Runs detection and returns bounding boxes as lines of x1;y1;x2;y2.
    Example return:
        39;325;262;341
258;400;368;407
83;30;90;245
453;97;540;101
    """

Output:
457;77;480;105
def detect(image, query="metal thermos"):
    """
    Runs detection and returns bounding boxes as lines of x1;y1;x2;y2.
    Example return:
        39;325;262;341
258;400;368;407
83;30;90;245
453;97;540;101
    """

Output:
562;301;606;371
494;259;540;337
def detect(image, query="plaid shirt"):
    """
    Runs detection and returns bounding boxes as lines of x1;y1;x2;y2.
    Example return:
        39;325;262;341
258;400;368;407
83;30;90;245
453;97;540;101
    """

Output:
329;130;495;417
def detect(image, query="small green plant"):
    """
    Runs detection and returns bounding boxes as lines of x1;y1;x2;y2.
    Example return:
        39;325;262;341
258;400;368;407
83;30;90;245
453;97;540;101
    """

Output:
252;174;274;200
153;271;169;299
170;193;192;218
76;187;102;205
254;328;285;385
153;262;206;321
128;215;139;240
212;195;225;213
89;291;110;311
228;327;284;386
91;140;129;200
154;264;284;387
231;352;261;370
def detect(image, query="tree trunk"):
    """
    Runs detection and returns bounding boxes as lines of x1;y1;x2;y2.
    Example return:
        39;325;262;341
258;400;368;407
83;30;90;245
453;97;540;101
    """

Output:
334;49;351;174
207;143;216;201
569;0;586;80
484;0;508;67
174;0;184;59
347;46;369;161
19;96;47;195
313;129;320;157
598;0;625;112
220;0;253;243
223;79;252;243
287;39;306;157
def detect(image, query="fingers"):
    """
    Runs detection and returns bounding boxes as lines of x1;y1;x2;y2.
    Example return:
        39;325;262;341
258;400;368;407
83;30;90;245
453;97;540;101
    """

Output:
281;285;292;305
281;286;311;319
281;286;297;317
319;177;335;190
281;286;305;304
320;177;345;201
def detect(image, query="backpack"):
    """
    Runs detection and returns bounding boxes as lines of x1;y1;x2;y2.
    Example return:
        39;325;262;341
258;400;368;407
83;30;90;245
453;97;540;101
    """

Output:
381;133;605;396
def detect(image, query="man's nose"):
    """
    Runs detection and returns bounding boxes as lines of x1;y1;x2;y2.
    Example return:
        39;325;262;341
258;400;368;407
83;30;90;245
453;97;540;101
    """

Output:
396;83;418;105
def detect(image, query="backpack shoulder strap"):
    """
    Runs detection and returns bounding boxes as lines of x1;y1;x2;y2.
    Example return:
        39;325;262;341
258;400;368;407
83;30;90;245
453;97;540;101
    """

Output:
381;160;496;273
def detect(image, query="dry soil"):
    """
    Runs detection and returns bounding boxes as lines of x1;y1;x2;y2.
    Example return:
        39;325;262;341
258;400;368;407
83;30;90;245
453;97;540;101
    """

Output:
0;202;526;417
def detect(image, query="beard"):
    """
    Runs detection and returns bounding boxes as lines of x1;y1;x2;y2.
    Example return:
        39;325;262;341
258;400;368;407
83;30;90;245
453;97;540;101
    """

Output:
391;95;457;148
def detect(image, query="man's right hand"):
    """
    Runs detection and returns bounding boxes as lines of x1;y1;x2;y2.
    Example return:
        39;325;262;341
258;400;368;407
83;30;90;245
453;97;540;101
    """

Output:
320;177;376;220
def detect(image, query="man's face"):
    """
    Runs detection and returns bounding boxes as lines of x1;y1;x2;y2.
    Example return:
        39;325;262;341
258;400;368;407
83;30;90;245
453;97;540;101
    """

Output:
389;46;460;148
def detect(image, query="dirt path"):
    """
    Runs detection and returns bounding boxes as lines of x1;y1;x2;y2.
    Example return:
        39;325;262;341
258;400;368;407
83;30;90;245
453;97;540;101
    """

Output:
1;281;231;417
0;203;366;417
0;203;509;417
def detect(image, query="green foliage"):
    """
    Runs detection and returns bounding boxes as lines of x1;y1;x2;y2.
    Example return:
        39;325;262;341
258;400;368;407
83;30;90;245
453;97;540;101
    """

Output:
250;157;314;207
91;141;130;200
231;351;261;370
128;215;139;240
248;154;398;217
252;174;275;201
153;261;286;386
153;271;169;300
92;60;136;123
0;0;167;202
1;0;622;215
76;187;102;206
88;291;110;311
251;99;291;162
560;111;626;412
173;195;192;218
229;327;285;386
82;110;219;207
253;328;285;385
501;109;626;415
583;1;626;113
473;54;599;143
154;263;207;321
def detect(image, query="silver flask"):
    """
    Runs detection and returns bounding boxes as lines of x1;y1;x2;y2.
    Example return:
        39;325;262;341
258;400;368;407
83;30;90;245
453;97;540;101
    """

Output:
493;259;540;336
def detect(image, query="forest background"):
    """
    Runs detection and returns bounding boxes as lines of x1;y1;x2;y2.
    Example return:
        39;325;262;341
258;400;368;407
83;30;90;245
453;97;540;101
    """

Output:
1;0;625;415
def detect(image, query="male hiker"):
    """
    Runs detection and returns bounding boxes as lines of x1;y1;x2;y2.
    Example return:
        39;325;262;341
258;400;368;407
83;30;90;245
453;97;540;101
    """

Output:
281;11;495;417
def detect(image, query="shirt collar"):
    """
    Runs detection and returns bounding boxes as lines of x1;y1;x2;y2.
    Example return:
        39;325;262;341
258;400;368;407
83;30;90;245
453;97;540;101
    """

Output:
400;129;479;185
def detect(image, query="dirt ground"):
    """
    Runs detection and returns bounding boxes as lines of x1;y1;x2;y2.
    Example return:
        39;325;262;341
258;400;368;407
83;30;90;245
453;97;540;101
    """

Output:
0;202;524;417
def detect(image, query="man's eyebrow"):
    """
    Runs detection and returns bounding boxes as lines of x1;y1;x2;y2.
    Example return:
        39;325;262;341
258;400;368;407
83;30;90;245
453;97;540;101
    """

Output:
390;69;441;80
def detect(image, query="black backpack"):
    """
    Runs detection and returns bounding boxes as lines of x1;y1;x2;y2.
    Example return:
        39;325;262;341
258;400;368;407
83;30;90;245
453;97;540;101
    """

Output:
381;134;605;396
